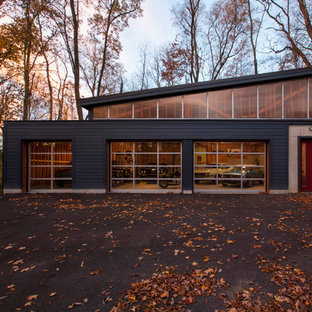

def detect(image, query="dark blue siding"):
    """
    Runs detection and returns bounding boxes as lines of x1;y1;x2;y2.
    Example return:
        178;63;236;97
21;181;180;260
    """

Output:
182;140;193;191
3;120;310;192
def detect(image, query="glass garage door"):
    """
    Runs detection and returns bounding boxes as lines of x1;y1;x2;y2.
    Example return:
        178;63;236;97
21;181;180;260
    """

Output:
28;142;72;191
194;142;266;192
110;142;182;192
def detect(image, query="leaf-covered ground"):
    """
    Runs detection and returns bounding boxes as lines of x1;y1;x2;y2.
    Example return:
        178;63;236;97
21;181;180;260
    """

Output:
0;193;311;311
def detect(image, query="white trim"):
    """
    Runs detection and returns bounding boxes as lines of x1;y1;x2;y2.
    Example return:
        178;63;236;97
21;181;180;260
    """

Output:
194;190;265;194
183;190;193;194
269;190;289;194
110;189;181;194
289;125;312;193
3;189;23;194
27;189;107;194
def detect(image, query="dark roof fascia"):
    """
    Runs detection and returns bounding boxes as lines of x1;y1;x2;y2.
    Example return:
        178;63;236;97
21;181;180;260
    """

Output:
80;68;312;108
4;119;312;125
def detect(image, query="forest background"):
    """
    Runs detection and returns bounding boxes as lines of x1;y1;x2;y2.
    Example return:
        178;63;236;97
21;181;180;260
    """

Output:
0;0;311;138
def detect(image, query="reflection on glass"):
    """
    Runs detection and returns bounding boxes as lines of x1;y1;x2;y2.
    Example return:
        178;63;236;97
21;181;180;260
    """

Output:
234;86;257;118
112;167;133;179
243;155;265;166
110;103;132;118
209;89;232;118
135;154;157;165
134;180;157;190
159;142;181;152
93;106;108;119
159;154;181;165
184;93;207;118
243;142;265;153
259;82;282;118
111;142;133;153
284;79;307;118
159;96;182;118
134;100;157;118
195;142;217;153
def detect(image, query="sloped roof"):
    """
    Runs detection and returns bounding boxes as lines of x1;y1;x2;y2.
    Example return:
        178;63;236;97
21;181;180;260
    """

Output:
80;68;312;108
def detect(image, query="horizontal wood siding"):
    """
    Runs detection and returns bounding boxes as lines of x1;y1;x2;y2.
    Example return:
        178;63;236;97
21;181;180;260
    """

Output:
3;120;307;191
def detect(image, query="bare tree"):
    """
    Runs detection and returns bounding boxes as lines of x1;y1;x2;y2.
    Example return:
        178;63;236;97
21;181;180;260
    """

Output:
81;33;125;96
150;47;164;88
52;0;83;119
0;78;23;131
206;0;249;80
258;0;312;68
171;0;204;83
247;0;265;74
86;0;143;97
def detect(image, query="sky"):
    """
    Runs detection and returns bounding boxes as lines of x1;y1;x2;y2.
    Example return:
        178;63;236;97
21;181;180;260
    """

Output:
119;0;180;76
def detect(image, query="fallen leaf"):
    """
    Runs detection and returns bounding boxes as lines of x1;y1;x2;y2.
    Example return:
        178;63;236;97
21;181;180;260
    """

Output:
27;294;38;301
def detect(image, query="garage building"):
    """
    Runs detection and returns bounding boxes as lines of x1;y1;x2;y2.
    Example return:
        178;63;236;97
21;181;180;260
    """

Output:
3;68;312;194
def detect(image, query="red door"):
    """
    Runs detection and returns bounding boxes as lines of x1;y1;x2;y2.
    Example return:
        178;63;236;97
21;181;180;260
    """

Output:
301;140;312;192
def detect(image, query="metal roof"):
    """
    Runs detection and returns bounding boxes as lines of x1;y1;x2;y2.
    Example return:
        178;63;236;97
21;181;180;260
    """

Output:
79;68;312;108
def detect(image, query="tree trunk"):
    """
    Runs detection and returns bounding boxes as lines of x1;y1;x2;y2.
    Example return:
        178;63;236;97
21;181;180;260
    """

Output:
23;69;31;120
44;54;53;120
69;0;83;120
247;0;258;75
